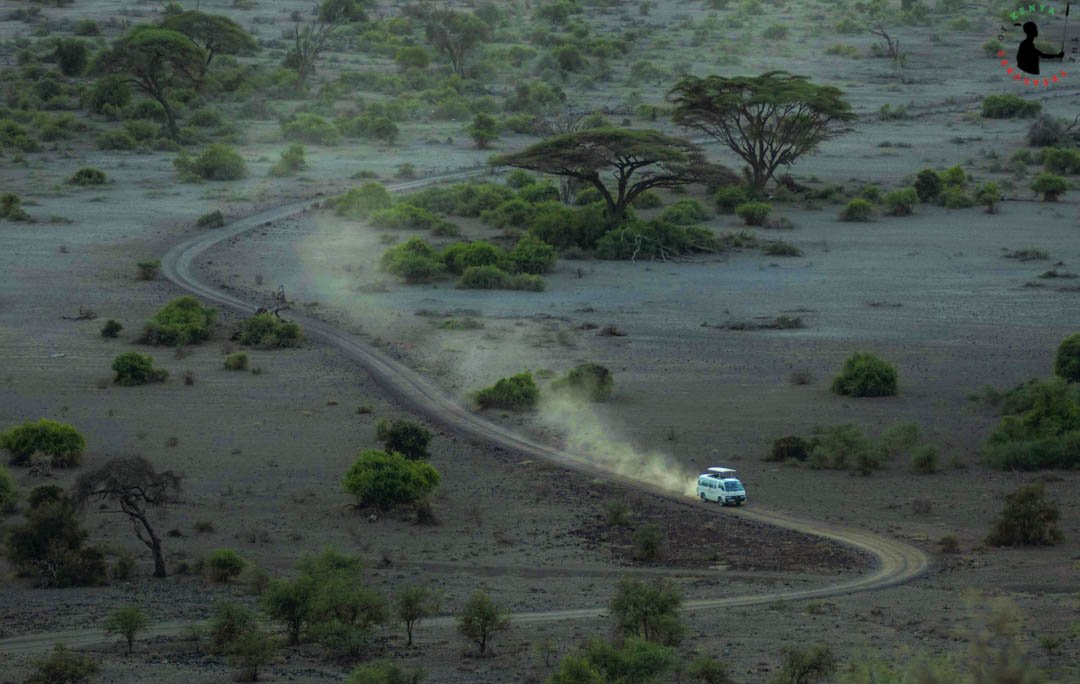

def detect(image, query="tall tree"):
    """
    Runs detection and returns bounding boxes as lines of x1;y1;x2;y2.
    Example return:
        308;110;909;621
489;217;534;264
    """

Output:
161;11;258;70
406;5;490;78
73;456;182;578
492;128;733;222
285;0;363;88
668;71;855;193
96;26;205;139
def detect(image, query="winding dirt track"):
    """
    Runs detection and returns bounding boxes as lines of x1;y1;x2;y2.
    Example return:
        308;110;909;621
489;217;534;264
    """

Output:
0;170;929;657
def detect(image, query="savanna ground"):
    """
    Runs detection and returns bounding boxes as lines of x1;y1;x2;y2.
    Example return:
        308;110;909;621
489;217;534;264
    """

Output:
1;0;1080;682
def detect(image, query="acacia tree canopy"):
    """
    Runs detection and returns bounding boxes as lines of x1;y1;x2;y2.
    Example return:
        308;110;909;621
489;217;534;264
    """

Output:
73;456;182;578
161;11;258;67
668;71;855;193
491;128;734;222
413;7;490;78
96;26;206;139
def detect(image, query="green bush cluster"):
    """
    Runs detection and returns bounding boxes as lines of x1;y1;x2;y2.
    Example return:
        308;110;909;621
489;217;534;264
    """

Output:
1;419;85;467
140;296;217;346
375;419;433;460
594;220;719;260
714;185;750;213
735;202;771;226
984;378;1080;470
805;422;925;474
986;482;1064;546
369;203;455;233
380;237;443;283
332;182;393;219
23;644;99;684
981;94;1041;119
765;435;811;462
337;113;399;143
660;199;709;225
68;167;107;186
551;362;614;402
207;548;246;582
0;192;31;222
406;181;514;218
831;352;898;397
174;144;247;181
0;463;17;512
883;187;917;216
5;487;107;587
1056;333;1080;382
223;352;248;371
1041;147;1080;175
282;113;342;145
1030;172;1068;201
197;210;225;228
268;144;307;177
475;371;540;410
840;198;874;221
235;313;303;348
342;449;440;510
112;351;168;386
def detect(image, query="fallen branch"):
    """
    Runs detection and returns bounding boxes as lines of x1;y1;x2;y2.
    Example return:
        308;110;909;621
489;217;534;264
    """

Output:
60;306;97;321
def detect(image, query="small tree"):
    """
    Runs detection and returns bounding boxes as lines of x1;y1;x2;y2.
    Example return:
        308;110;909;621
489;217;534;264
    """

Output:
396;585;438;646
633;524;664;561
161;10;258;72
458;591;509;656
609;577;684;645
474;371;540;410
1055;333;1080;382
986;482;1064;546
112;352;168;386
73;456;182;578
5;491;106;588
831;352;898;397
883;187;917;216
669;72;855;193
1031;172;1067;201
104;605;150;655
342;449;440;509
468;113;499;149
768;644;836;684
55;38;90;76
913;169;942;202
375;419;433;460
977;182;1001;214
286;0;362;88
23;644;99;684
412;6;491;78
262;576;315;644
101;319;123;338
140;296;216;346
207;548;246;582
1;419;85;467
206;602;257;655
228;625;276;682
840;198;874;221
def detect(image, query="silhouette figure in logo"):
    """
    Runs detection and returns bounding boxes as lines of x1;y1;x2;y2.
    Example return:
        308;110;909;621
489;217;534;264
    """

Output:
1015;21;1064;74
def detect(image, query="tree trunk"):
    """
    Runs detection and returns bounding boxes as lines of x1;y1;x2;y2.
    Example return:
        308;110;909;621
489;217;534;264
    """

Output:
157;94;179;141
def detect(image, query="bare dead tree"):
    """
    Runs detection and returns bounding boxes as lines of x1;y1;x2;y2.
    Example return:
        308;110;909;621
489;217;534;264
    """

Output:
74;456;182;578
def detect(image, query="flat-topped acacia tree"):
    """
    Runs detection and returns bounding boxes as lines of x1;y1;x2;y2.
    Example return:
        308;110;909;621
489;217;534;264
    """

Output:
669;72;855;194
96;26;205;139
161;11;258;72
491;128;734;224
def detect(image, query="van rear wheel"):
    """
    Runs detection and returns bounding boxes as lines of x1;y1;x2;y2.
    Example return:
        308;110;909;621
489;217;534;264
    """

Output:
700;493;707;502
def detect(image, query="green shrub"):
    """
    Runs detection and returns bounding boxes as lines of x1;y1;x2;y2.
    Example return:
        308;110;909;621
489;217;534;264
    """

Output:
4;493;106;587
186;107;223;128
480;197;535;230
1031;172;1068;201
89;75;132;114
100;319;123;338
509;273;545;290
475;371;540;410
342;449;440;509
381;238;443;283
594;220;719;260
282;113;342;145
197;210;225;228
140;296;216;346
877;422;920;460
883;187;917;216
977;182;1001;213
735;202;771;226
375;419;432;460
223;352;248;371
0;464;16;512
206;602;256;654
123;120;158;143
986;482;1063;546
369;204;445;231
632;524;664;561
395;45;430;69
508;234;556;274
207;548;246;583
23;644;99;684
1;419;85;467
763;240;802;257
338;114;399;144
68;167;107;186
112;351;168;386
982;94;1041;119
54;38;89;76
1041;147;1080;175
442;241;507;274
940;186;975;208
660;199;709;225
457;265;510;289
0;192;31;222
1055;333;1080;382
236;313;302;348
609;577;682;644
831;352;898;397
528;202;610;251
808;424;880;473
346;660;426;684
96;128;137;151
551;363;613;402
840;198;874;221
713;186;748;214
333;182;393;219
174;144;247;181
268;143;307;177
1027;114;1063;147
632;191;663;209
767;435;810;462
136;260;160;281
457;591;510;657
129;99;166;121
910;445;939;474
104;605;150;655
983;378;1080;470
913;169;942;202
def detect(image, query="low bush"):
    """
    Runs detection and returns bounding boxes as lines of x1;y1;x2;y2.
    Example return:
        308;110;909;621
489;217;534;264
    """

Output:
333;182;393;219
197;210;225;228
112;351;168;386
1031;172;1068;201
831;352;898;397
235;313;302;348
104;605;150;655
346;660;426;684
983;378;1080;470
981;94;1041;119
660;199;709;225
100;319;123;338
282;113;342;145
457;265;510;289
129;100;166;122
140;296;216;346
442;241;508;275
986;482;1063;546
5;491;106;587
883;187;917;216
174;144;247;181
381;238;443;283
206;601;256;654
840;198;874;221
96;128;138;151
375;419;432;460
1055;333;1080;382
632;191;663;209
808;424;882;473
1;419;85;468
223;352;248;371
1041;147;1080;175
977;182;1001;214
369;204;447;231
0;192;31;222
910;445;939;474
509;273;545;291
762;240;802;257
89;75;132;114
766;435;810;462
207;548;246;583
1027;114;1063;147
342;449;440;509
551;363;613;402
735;202;771;226
68;167;107;186
268;144;307;177
475;371;539;410
136;260;160;281
23;644;99;684
913;169;942;202
594;220;719;260
507;234;557;274
940;187;975;209
632;524;664;561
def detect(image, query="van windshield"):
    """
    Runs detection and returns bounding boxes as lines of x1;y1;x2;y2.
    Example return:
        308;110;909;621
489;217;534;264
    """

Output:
724;481;743;492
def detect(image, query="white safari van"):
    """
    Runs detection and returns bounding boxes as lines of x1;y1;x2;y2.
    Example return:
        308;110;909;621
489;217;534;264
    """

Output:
696;467;747;506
